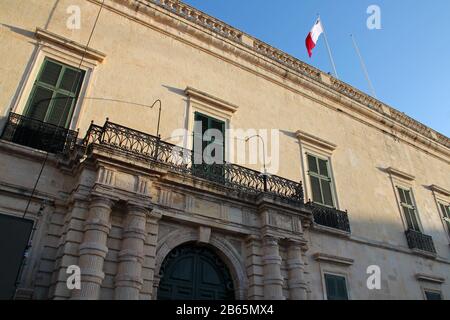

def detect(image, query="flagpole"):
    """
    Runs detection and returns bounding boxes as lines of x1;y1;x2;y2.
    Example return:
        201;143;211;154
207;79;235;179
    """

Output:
350;34;377;98
318;14;339;79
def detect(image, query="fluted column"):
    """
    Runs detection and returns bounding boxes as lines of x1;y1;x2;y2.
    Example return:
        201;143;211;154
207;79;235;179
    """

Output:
287;240;308;300
262;236;284;300
72;197;113;300
114;204;148;300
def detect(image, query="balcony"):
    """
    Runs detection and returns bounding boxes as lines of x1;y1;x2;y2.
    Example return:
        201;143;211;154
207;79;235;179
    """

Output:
308;202;351;233
1;112;78;154
82;120;304;204
405;229;437;255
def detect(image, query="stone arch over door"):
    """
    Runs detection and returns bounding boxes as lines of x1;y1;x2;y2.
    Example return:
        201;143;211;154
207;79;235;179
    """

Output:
155;230;247;300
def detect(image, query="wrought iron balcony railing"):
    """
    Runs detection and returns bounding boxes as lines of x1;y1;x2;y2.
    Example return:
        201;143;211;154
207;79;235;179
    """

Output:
1;112;78;154
82;120;304;203
405;229;437;254
308;202;351;233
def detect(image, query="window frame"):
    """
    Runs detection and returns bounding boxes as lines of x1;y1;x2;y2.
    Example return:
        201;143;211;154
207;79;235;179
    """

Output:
423;288;443;300
8;36;101;132
306;152;337;208
396;186;423;232
23;58;85;128
192;111;226;165
322;272;349;301
438;202;450;237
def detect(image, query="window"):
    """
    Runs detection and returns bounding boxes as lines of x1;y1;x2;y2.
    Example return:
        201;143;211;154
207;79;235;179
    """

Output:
307;154;335;207
397;187;421;232
439;203;450;237
192;112;225;180
24;58;84;128
324;274;348;300
193;112;225;163
424;290;442;300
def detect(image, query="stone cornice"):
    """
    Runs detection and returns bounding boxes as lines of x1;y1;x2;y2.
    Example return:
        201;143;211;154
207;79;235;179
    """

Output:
430;185;450;197
416;273;446;284
295;130;337;152
386;167;415;181
102;0;449;155
35;28;106;62
313;253;354;266
185;86;238;115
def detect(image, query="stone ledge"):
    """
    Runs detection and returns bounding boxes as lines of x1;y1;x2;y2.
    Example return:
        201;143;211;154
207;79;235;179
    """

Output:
313;253;354;266
296;130;337;152
386;167;415;181
35;28;106;62
430;184;450;197
185;86;239;116
416;273;446;284
411;248;437;260
311;224;351;238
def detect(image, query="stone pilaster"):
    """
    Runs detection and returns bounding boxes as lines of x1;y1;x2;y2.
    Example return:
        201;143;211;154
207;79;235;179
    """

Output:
286;240;308;300
262;236;284;300
52;199;89;299
72;197;114;300
114;204;148;300
141;210;162;300
245;235;264;300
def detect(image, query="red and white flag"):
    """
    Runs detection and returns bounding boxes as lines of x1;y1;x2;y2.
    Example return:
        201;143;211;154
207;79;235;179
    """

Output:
305;18;324;57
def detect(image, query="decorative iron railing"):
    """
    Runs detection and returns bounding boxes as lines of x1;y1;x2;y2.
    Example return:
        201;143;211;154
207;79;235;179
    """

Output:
83;120;304;203
1;112;78;154
405;229;436;254
308;202;351;233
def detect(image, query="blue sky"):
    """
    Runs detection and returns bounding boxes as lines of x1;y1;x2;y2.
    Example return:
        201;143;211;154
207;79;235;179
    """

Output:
184;0;450;137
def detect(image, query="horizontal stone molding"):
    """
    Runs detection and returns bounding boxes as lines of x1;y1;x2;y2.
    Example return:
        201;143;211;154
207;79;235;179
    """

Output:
313;253;354;266
79;242;109;258
185;86;239;115
430;185;450;197
415;273;446;284
386;167;416;181
296;130;337;153
35;28;106;62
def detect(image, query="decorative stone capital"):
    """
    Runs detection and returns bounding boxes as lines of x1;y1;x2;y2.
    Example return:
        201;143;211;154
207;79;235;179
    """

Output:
89;196;116;210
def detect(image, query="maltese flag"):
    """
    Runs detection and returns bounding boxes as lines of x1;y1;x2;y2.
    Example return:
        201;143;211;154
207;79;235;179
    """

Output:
305;18;324;57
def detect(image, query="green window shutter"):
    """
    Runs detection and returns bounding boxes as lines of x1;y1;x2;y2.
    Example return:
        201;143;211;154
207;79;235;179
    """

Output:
307;154;318;173
46;94;74;126
307;154;335;207
209;118;225;163
397;187;421;232
40;60;62;86
425;291;442;300
193;112;225;165
26;87;53;121
25;58;84;128
439;203;450;236
325;274;348;300
310;176;322;203
321;179;334;206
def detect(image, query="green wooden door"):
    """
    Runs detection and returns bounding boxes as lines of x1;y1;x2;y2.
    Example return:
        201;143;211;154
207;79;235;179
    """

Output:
157;245;235;300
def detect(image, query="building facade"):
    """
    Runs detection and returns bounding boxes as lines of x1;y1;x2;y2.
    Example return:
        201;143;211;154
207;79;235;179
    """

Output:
0;0;449;300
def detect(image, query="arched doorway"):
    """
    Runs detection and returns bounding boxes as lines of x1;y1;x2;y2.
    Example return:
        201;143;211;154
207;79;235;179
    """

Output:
157;244;235;300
